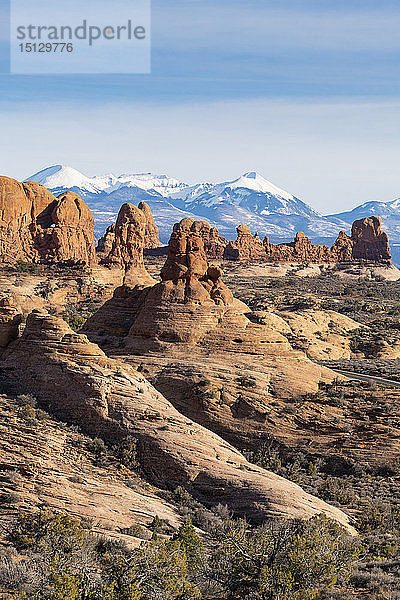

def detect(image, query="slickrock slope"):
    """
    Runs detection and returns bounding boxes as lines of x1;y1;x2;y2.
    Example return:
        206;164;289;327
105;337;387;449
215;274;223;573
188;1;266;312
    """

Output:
0;176;96;265
0;310;354;531
0;394;182;544
98;202;156;286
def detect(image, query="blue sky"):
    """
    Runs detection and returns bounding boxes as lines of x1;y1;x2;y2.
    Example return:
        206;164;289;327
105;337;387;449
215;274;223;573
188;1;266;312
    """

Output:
1;0;400;213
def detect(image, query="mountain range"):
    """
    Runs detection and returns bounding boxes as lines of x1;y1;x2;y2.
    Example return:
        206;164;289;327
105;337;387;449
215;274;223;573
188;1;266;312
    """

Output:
26;165;400;246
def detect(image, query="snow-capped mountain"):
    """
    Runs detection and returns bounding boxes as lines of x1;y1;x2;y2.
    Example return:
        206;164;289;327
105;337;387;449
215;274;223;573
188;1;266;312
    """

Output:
170;171;320;218
26;165;350;243
29;165;188;198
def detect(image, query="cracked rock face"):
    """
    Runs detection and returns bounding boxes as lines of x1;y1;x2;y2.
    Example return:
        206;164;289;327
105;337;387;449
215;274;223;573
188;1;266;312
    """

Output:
0;310;354;532
0;176;97;266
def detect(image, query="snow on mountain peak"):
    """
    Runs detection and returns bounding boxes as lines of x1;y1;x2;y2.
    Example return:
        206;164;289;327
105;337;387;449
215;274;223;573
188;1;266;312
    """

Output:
26;166;188;197
229;172;296;201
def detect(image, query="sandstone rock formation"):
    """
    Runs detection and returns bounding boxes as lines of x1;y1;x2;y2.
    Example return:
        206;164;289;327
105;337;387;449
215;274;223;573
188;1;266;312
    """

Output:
194;216;391;265
138;201;160;249
83;221;350;455
224;225;266;261
351;216;391;262
173;218;228;260
264;231;333;263
0;176;96;266
98;202;156;286
0;310;354;531
97;201;159;256
0;392;182;543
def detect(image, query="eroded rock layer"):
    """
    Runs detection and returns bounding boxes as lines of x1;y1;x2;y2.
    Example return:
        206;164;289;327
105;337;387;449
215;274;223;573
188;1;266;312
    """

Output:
0;310;353;531
0;176;96;265
195;216;391;264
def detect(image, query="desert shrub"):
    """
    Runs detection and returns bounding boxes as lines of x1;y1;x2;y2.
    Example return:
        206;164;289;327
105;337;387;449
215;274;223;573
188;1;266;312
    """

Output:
87;437;107;457
9;510;89;554
318;477;357;506
63;313;86;332
173;519;205;572
17;404;37;424
237;376;257;388
207;515;359;600
357;502;400;534
14;260;38;273
111;436;139;471
16;394;37;408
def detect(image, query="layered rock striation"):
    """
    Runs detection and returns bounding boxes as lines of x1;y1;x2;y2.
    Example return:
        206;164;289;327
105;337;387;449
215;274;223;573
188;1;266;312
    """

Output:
83;220;348;453
0;309;354;530
0;176;96;266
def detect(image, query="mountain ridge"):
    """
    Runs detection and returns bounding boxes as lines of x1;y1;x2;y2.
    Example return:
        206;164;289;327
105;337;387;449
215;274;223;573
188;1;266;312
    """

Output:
26;165;400;246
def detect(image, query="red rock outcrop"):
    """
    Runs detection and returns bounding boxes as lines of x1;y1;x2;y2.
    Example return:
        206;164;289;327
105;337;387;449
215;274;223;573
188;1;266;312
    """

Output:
138;201;160;249
0;310;354;531
97;202;159;257
351;216;391;262
96;224;115;257
195;216;391;265
264;231;333;263
99;202;155;286
224;225;266;261
0;176;96;266
83;221;343;443
180;219;228;259
330;230;354;262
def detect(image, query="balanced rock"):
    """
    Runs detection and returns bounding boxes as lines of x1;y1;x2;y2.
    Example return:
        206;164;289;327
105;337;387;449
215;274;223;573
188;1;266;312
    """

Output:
0;176;96;265
0;310;354;531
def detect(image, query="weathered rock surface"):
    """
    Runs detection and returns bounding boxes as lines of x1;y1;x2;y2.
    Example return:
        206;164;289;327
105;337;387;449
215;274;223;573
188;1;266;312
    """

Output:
224;225;266;261
0;297;22;347
351;216;391;263
0;393;182;544
0;311;354;531
84;222;350;459
98;201;159;256
138;201;160;249
0;176;97;266
190;219;227;259
98;202;156;286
